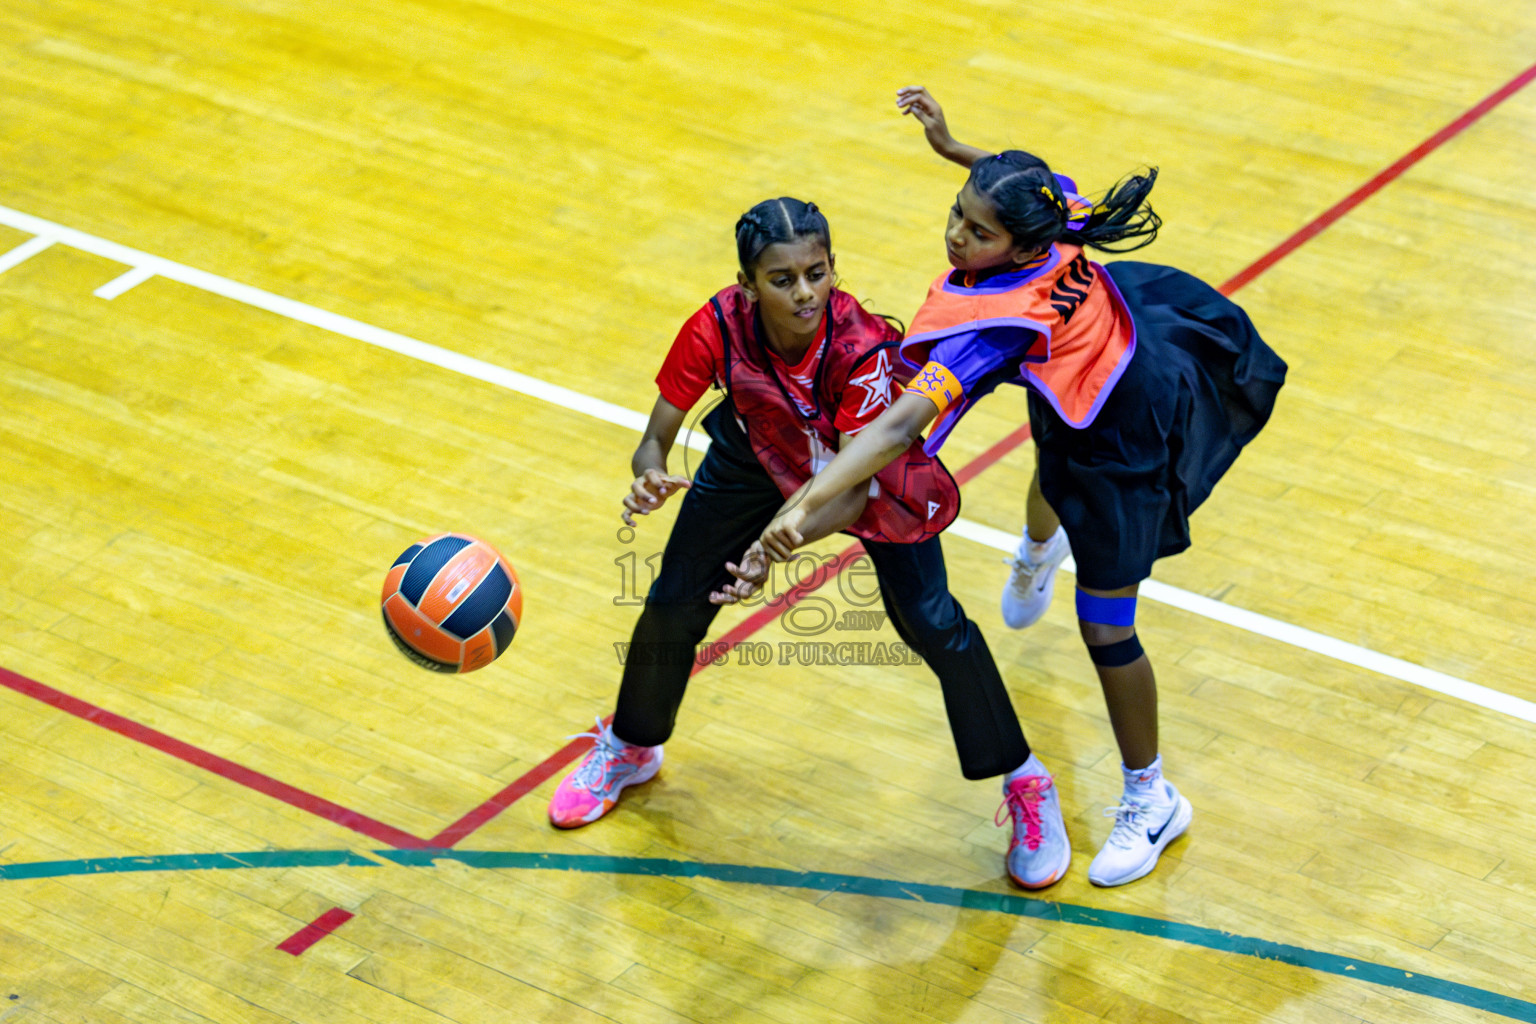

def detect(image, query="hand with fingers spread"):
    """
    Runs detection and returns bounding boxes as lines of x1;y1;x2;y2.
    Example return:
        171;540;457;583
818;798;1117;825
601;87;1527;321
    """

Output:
621;469;691;527
709;541;771;605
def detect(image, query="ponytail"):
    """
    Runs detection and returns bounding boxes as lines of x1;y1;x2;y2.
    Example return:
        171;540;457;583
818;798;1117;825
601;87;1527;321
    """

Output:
967;151;1161;254
1071;170;1161;252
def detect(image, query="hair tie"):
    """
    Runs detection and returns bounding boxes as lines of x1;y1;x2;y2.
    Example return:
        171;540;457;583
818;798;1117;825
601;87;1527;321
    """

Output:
805;201;820;215
1063;200;1093;232
1038;185;1065;212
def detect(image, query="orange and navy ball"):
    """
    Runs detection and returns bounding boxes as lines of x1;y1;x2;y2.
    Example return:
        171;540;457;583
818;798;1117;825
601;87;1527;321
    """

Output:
381;533;523;673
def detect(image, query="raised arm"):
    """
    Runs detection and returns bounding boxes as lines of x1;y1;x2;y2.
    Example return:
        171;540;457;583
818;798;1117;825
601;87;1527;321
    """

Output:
896;86;993;168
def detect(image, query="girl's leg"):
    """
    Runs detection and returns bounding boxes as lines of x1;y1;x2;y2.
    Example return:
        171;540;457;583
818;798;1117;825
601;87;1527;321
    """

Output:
612;445;785;747
864;537;1070;890
610;603;715;747
1025;457;1061;544
1075;582;1192;886
863;537;1030;779
1075;583;1157;769
551;440;782;829
1001;454;1070;630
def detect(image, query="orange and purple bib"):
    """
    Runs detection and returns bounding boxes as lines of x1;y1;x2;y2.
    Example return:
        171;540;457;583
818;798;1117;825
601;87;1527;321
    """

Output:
901;242;1137;451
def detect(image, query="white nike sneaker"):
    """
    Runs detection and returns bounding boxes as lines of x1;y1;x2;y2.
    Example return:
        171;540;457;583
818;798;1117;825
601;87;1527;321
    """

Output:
1087;781;1192;887
1000;526;1070;629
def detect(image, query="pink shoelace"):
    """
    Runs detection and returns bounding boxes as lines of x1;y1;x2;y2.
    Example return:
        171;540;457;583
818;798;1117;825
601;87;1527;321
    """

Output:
996;775;1054;852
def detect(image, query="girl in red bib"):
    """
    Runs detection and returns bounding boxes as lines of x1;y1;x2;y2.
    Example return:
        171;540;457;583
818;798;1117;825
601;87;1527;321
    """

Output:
755;91;1287;887
550;198;1074;891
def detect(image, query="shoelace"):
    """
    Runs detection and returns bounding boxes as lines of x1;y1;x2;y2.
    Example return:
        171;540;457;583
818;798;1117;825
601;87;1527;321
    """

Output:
565;717;625;791
1003;555;1042;594
1102;798;1153;849
996;775;1053;851
1003;540;1056;595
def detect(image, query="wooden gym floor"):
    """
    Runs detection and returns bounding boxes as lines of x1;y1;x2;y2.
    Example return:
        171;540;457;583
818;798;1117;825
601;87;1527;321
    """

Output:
2;1;1535;1021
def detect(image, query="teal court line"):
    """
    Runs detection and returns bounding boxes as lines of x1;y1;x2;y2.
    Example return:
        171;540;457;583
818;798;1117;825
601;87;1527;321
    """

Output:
3;849;1533;1022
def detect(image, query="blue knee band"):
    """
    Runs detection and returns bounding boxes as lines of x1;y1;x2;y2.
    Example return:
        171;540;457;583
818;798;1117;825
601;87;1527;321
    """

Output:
1075;590;1137;627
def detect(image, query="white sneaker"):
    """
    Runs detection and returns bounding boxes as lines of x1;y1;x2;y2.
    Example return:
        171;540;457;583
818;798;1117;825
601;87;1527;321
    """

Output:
1087;781;1192;887
998;771;1072;889
1000;526;1070;629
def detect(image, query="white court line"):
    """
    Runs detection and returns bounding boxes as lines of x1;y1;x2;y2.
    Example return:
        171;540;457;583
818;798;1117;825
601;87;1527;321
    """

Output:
93;265;155;300
945;519;1536;723
0;205;673;447
0;235;55;275
2;203;1532;725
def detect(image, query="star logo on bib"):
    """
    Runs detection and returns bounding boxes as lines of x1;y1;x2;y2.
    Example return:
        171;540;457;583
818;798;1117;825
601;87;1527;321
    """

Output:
846;349;894;420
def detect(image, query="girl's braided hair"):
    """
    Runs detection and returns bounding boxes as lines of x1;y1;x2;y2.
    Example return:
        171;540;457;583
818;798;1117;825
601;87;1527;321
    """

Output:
735;197;831;276
967;150;1161;254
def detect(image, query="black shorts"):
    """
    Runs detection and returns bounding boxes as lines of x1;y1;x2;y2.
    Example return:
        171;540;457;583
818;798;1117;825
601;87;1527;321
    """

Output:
1029;262;1288;590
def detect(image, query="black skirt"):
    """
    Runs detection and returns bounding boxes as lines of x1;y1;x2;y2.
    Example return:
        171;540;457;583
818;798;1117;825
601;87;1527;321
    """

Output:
1028;261;1287;590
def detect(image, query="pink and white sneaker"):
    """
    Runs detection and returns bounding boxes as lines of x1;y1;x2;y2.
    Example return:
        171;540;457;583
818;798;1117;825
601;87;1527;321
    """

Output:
998;771;1071;889
548;718;662;829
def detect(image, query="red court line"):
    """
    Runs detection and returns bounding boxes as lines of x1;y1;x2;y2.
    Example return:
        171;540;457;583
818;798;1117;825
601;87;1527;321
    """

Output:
1219;59;1536;295
953;423;1033;487
276;907;355;956
427;731;600;848
0;666;432;851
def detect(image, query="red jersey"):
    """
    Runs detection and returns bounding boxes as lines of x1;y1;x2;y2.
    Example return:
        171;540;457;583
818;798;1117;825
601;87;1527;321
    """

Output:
655;286;959;544
657;304;895;435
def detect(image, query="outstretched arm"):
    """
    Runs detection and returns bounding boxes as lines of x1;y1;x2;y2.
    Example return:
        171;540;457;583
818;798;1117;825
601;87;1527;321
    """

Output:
897;86;992;168
710;436;870;604
759;391;940;560
786;472;871;545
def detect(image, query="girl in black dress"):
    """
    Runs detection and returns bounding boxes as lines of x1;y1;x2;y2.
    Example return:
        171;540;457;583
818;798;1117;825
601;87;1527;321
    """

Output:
751;89;1287;887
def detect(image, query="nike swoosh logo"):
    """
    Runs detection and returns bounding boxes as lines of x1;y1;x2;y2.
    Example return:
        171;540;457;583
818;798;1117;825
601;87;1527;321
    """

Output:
1146;804;1179;844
